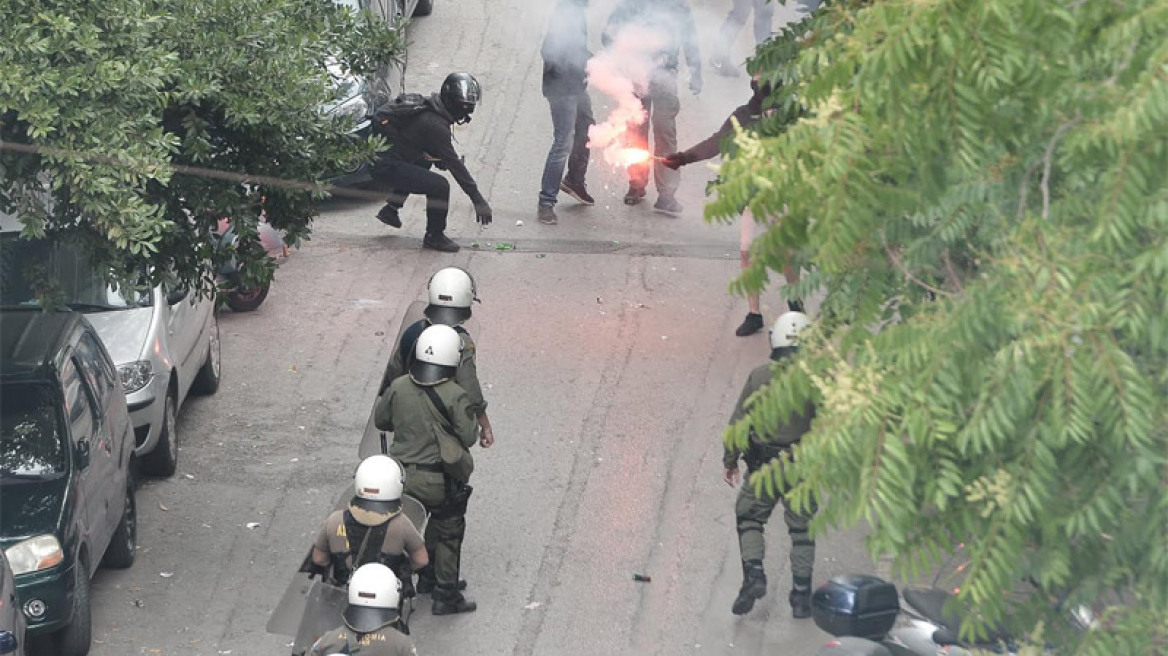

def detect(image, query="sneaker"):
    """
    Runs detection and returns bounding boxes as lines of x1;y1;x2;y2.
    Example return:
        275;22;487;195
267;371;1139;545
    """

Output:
423;232;460;253
537;205;558;225
560;179;596;206
653;196;684;216
710;56;742;78
376;204;402;228
735;313;764;337
624;186;647;205
787;299;805;313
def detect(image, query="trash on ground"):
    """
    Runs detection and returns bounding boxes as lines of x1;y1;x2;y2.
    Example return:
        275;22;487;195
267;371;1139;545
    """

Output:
633;573;652;582
246;522;261;530
524;601;541;610
160;571;175;578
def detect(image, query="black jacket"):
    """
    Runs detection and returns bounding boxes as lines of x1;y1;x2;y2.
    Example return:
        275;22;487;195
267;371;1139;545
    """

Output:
680;104;758;163
377;95;487;206
542;0;591;97
602;0;700;77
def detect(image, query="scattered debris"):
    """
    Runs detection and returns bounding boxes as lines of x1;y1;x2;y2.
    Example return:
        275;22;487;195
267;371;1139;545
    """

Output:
374;331;385;337
158;503;169;512
160;571;175;578
183;474;195;480
515;220;524;226
245;522;261;530
524;601;541;610
633;573;652;582
596;297;603;304
131;599;144;608
535;253;547;258
494;242;515;251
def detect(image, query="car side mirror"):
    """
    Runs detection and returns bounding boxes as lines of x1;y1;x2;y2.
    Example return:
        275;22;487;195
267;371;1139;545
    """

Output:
75;439;91;469
166;288;189;305
0;630;17;654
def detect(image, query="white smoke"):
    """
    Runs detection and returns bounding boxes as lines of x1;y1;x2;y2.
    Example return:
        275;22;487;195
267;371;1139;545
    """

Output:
586;24;669;167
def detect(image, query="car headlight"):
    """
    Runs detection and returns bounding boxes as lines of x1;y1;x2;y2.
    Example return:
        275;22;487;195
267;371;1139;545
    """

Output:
331;94;370;129
4;535;64;576
117;360;154;394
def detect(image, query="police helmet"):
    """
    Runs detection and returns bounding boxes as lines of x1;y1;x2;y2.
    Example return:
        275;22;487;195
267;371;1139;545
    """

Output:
410;324;462;384
342;564;401;633
424;266;478;326
440;72;481;124
349;455;405;524
769;311;810;350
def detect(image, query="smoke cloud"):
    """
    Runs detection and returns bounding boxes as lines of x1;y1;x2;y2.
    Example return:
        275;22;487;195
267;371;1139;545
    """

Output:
585;24;668;167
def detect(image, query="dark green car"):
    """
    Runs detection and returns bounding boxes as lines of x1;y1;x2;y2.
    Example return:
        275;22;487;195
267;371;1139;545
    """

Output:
0;309;138;656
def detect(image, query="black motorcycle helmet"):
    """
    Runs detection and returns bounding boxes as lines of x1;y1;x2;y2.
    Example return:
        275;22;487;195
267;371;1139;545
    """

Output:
440;72;481;124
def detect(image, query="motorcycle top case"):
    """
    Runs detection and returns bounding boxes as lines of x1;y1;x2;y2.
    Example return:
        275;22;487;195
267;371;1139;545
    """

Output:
812;574;900;640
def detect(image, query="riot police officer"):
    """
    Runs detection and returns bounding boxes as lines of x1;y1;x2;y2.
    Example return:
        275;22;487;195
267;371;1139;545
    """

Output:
308;564;417;656
374;325;480;615
377;266;496;449
306;455;428;593
723;311;818;617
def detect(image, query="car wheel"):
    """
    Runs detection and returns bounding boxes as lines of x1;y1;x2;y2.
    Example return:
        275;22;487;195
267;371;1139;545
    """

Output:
52;561;91;656
225;285;269;312
102;480;137;569
414;0;433;16
191;316;221;395
141;391;178;477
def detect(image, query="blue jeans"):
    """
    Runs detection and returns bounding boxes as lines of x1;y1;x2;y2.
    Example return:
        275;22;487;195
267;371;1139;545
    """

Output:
539;91;594;208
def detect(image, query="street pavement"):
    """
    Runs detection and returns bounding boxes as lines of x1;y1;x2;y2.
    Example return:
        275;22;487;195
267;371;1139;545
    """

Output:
78;1;877;655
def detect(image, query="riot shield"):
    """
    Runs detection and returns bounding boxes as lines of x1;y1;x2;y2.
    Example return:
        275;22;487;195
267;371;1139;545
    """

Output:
360;300;426;460
290;580;348;655
267;555;317;636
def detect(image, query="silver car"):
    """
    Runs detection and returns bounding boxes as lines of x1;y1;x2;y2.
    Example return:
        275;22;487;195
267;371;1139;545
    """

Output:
81;284;219;477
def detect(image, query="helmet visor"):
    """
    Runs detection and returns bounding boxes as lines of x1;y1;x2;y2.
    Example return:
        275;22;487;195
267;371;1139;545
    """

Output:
423;304;472;326
342;604;398;634
410;361;456;385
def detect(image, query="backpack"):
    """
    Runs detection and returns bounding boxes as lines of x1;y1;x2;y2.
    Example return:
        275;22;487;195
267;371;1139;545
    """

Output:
371;93;430;140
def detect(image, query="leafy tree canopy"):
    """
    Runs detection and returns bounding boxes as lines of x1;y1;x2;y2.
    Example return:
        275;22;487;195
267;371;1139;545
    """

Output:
0;0;405;297
714;0;1168;652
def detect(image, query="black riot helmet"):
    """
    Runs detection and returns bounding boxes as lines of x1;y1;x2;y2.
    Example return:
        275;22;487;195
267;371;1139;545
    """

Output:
440;72;482;124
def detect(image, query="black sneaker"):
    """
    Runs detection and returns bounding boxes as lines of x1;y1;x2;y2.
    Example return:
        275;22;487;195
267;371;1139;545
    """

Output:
787;299;805;313
423;232;460;253
377;204;402;228
653;196;684;216
735;313;764;337
560;179;595;206
624;186;647;206
537;205;558;225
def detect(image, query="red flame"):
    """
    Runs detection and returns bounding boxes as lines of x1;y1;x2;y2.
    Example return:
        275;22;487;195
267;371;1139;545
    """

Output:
615;148;651;167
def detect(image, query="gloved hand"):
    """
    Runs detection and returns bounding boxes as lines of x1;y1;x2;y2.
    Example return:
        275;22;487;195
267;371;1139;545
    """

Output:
474;202;493;227
660;152;689;170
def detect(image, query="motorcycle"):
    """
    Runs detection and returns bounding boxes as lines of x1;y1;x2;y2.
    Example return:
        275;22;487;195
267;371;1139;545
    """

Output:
215;212;289;312
812;573;1094;656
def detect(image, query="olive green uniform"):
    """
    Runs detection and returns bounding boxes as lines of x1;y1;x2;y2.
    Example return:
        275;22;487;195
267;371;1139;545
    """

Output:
725;363;817;589
374;376;477;593
378;325;487;417
313;510;425;586
310;626;417;656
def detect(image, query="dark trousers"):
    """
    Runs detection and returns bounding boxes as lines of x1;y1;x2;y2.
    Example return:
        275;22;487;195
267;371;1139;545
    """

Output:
370;159;450;235
404;470;465;590
626;72;680;199
735;475;817;588
539;91;594;207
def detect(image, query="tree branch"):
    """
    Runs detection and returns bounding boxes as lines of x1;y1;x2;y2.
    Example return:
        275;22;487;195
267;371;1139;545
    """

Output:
1040;115;1083;221
881;230;956;298
942;249;966;294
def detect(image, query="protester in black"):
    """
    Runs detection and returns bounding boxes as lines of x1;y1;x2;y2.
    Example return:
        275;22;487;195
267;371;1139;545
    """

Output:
661;78;804;336
371;73;492;254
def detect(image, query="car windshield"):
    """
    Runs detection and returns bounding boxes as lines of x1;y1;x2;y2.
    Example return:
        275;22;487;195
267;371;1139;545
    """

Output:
0;233;151;309
0;385;67;480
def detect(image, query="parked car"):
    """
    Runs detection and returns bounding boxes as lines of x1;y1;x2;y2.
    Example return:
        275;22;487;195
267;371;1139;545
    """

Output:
0;309;138;656
326;0;432;185
0;551;27;656
0;219;221;477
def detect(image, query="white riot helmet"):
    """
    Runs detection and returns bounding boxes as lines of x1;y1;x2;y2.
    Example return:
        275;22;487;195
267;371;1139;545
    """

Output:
410;324;462;384
342;563;401;633
769;311;811;350
424;267;478;326
348;455;405;525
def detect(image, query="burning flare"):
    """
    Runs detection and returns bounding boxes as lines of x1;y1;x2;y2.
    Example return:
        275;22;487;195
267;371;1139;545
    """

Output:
614;148;651;168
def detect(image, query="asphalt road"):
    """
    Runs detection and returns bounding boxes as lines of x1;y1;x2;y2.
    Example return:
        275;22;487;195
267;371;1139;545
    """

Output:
77;1;877;655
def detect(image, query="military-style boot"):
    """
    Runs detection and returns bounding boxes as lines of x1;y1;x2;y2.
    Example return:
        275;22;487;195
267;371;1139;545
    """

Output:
789;583;812;619
731;560;767;615
432;586;477;615
416;576;467;594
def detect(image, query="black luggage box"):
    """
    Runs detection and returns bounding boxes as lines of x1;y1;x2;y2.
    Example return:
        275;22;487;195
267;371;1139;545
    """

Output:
812;574;900;640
